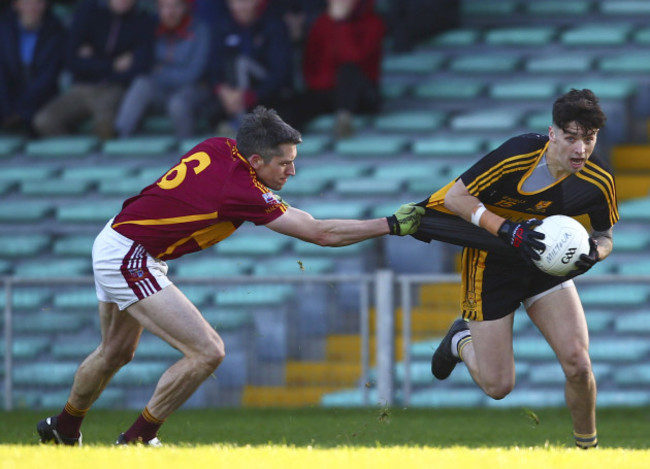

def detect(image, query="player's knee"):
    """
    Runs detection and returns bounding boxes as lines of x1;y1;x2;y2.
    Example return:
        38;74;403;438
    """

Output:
101;343;136;370
483;379;515;400
563;351;593;385
198;337;226;372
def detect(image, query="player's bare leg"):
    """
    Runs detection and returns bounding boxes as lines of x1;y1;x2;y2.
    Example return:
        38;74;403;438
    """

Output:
37;301;144;445
460;313;516;399
526;285;597;447
125;284;225;420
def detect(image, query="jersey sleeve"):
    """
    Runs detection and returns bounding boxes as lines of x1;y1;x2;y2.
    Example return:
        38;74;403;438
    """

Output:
218;174;287;226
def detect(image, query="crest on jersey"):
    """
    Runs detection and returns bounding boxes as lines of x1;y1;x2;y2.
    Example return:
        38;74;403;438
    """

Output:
263;192;279;204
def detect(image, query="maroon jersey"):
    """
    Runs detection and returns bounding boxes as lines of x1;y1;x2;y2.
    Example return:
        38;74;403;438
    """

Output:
112;138;286;260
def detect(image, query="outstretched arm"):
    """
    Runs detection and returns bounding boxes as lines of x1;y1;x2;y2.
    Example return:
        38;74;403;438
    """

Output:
444;179;505;235
265;203;423;247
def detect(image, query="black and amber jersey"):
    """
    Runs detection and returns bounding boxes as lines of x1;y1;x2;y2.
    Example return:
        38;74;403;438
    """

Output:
414;133;618;253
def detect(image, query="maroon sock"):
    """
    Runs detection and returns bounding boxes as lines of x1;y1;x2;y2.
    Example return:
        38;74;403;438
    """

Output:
123;407;164;443
56;402;88;438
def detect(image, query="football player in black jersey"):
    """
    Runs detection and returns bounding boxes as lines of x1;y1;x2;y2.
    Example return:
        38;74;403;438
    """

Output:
419;89;616;449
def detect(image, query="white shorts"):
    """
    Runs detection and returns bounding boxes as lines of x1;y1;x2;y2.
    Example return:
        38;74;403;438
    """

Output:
522;279;575;310
92;219;171;310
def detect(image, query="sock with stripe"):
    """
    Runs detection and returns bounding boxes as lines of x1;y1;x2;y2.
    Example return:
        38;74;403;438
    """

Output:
123;407;165;443
451;330;472;359
574;430;598;449
56;401;89;438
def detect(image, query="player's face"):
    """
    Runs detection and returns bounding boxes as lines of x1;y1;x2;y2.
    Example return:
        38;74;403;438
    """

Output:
548;121;598;176
251;143;296;191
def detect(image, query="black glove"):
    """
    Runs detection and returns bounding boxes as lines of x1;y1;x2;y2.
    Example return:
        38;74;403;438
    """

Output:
497;218;546;261
568;238;599;277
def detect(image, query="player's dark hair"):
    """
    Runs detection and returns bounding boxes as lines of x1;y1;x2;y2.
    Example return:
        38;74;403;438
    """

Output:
236;106;302;162
552;88;607;134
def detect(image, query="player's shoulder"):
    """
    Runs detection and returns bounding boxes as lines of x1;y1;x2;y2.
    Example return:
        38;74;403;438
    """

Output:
586;153;614;175
492;133;548;154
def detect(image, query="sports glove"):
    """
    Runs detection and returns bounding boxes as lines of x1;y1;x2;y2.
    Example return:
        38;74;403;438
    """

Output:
497;218;546;261
387;203;425;236
568;238;599;277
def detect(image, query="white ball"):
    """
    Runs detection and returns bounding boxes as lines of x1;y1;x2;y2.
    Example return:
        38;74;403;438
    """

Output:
532;215;591;276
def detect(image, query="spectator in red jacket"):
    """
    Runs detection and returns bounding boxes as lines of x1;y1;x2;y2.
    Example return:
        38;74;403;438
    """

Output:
281;0;385;138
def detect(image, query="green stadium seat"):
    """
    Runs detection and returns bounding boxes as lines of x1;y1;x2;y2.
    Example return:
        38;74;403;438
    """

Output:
0;180;14;196
0;259;10;274
39;388;124;409
381;82;410;100
373;111;446;133
485;389;566;408
200;308;253;331
25;136;99;158
112;362;170;385
214;284;295;306
525;112;552;133
598;53;650;73
277;178;329;197
612;230;650;252
381;52;445;75
526;1;592;16
140;115;174;134
174;285;213;307
580;284;649;306
406;176;462;196
618;197;650;220
525;55;594;74
0;200;54;222
596;391;650;407
614;365;650;386
590;338;650;361
14;311;89;334
0;234;51;257
299;201;369;219
489;81;559;100
0;166;55;182
412;81;484;101
294;162;369;181
13;362;78;386
51;339;97;359
484;27;557;46
513;337;556;360
53;235;96;256
0;287;51;310
450;110;522;132
599;1;650;15
448;54;521;74
52;288;98;309
618;259;650;275
412;136;484;157
178;135;212;154
585;310;615;332
334;135;408;157
135;338;183;360
305;114;370;134
333;177;402;196
56;199;122;223
14;258;90;278
560;24;633;46
372;162;446;181
0;136;25;158
298;134;331;157
174;257;253;278
409;388;486;407
461;1;518;16
633;27;650;44
428;28;481;47
137;165;171;182
614;311;650;333
61;165;132;182
253;257;334;276
215;234;291;256
102;136;177;156
20;179;92;197
0;336;50;360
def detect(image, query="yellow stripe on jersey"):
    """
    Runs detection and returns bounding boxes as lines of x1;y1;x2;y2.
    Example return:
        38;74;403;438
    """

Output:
466;151;542;196
577;162;619;226
112;211;221;228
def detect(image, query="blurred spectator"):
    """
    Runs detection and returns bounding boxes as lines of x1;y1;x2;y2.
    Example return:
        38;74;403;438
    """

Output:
387;0;460;53
275;0;325;45
0;0;66;135
114;0;211;139
281;0;385;138
208;0;294;134
33;0;156;139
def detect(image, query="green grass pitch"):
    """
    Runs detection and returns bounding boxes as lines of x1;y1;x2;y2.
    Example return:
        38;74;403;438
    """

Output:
2;407;649;468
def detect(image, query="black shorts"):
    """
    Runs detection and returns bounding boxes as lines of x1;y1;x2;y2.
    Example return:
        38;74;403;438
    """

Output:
460;247;571;321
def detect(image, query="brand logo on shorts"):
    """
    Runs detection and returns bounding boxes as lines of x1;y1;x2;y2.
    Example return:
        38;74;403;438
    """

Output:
127;268;146;279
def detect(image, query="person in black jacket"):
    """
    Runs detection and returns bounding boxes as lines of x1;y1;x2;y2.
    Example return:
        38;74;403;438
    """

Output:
208;0;294;134
33;0;155;139
0;0;66;135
